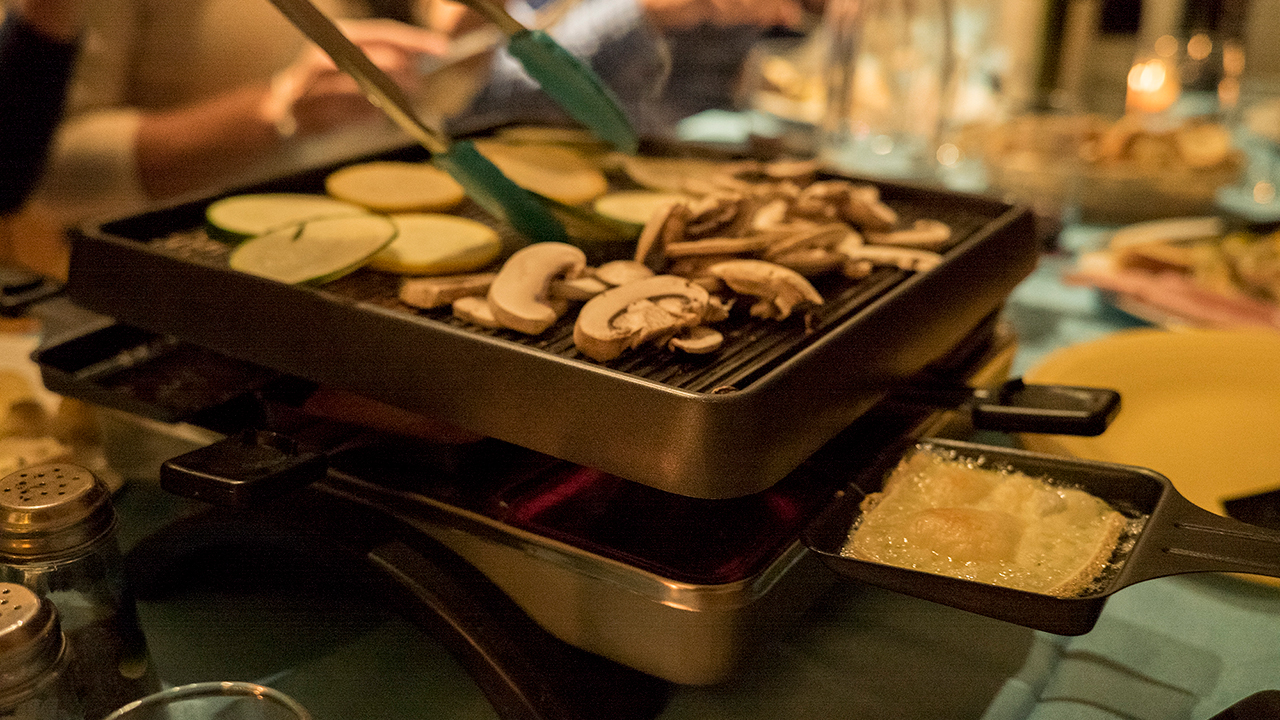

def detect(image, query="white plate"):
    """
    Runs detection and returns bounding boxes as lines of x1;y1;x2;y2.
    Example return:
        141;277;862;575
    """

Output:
1022;328;1280;586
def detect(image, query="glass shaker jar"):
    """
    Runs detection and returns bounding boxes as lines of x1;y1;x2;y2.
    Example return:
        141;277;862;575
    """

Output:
0;465;160;720
0;582;82;720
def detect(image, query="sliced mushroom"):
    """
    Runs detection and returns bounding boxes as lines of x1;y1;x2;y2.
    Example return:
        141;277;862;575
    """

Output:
573;275;711;362
705;258;824;320
761;158;822;184
487;242;586;335
668;325;724;355
594;259;655;287
866;219;953;250
634;201;690;271
790;181;848;222
838;244;944;272
763;223;852;260
667;253;740;280
684;192;745;237
399;272;496;310
836;232;943;271
666;236;773;258
843;185;899;231
770;247;845;276
550;275;610;301
451;295;502;328
749;197;791;231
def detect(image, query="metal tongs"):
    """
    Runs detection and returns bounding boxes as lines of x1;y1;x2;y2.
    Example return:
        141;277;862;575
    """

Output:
265;0;638;243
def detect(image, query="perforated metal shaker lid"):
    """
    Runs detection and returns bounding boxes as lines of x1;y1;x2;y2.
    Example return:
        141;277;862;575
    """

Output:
0;464;115;559
0;583;65;696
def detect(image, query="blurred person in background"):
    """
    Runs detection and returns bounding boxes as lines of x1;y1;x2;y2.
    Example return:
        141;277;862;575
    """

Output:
0;0;83;215
19;0;811;226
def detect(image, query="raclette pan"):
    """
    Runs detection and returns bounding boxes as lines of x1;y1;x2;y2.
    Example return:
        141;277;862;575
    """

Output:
804;438;1280;636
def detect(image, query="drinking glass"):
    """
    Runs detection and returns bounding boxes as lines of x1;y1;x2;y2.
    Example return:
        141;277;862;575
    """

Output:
817;0;953;181
101;682;311;720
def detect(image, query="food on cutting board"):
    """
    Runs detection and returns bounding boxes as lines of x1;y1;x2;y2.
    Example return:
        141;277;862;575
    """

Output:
972;113;1243;221
324;160;467;213
1067;220;1280;330
844;444;1138;597
366;214;501;276
205;193;367;239
229;213;398;285
978;113;1241;176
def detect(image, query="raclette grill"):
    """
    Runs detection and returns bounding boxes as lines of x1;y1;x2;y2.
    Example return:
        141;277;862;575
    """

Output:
29;142;1095;718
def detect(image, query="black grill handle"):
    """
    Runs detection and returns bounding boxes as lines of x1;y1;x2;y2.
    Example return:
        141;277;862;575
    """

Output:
899;378;1121;437
159;426;349;506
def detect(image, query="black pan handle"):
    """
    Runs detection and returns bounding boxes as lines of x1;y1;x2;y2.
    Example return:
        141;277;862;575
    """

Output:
1120;487;1280;586
0;266;63;317
899;378;1121;436
159;426;349;505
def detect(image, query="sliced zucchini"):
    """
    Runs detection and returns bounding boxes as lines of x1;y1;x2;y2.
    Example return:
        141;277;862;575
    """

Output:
229;214;397;285
368;213;503;276
472;140;609;206
593;190;691;226
206;193;367;239
325;161;467;213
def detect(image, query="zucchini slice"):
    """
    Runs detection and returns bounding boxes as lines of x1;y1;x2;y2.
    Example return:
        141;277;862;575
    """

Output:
206;193;367;239
593;190;690;226
325;161;467;213
229;214;397;285
368;213;503;276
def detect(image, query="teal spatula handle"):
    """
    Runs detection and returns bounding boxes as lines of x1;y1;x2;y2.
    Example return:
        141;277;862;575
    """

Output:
507;29;639;154
436;141;569;244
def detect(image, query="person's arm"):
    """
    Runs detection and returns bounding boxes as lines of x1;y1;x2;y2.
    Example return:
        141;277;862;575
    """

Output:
36;12;446;221
136;19;448;199
0;0;82;214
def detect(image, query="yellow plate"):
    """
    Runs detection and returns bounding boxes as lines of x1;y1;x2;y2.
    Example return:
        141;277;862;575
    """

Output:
1021;327;1280;586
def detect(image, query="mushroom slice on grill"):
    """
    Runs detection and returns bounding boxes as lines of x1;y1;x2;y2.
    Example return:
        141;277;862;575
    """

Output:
866;219;953;250
400;272;495;309
668;325;725;354
452;295;502;328
594;259;655;287
573;275;711;362
487;242;586;335
634;201;690;271
706;259;824;320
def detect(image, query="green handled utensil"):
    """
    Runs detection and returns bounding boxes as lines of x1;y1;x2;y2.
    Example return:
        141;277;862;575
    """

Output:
265;0;569;243
457;0;639;153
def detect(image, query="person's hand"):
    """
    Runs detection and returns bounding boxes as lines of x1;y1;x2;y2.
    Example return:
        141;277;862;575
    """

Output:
639;0;806;31
260;18;449;138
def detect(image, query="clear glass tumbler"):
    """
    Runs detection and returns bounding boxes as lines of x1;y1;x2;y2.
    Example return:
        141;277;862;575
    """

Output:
818;0;953;181
101;682;310;720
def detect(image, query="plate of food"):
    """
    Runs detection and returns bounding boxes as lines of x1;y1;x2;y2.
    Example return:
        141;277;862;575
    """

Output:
1065;216;1280;331
972;113;1244;224
1020;327;1280;587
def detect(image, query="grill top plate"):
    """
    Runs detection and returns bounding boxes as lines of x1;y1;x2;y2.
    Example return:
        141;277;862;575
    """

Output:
65;144;1037;498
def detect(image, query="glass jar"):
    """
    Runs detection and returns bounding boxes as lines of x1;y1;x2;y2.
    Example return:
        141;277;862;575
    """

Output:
0;582;82;720
0;465;160;720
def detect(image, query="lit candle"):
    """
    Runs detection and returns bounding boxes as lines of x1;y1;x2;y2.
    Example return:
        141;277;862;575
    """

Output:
1126;57;1181;114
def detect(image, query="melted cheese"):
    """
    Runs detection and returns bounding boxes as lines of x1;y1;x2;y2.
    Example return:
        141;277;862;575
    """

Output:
842;445;1132;597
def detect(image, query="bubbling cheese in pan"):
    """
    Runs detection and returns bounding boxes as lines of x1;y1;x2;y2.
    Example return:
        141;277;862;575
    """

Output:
842;445;1134;597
